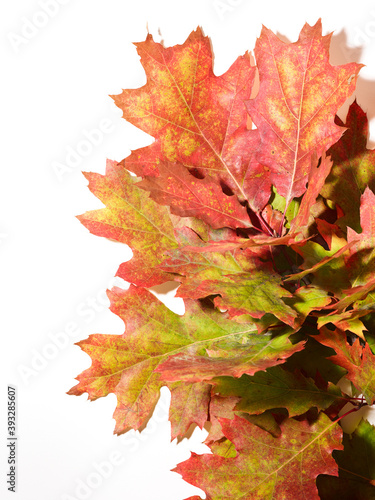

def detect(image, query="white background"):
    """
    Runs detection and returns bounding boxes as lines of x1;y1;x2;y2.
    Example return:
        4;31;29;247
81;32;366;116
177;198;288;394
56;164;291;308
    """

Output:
2;1;375;499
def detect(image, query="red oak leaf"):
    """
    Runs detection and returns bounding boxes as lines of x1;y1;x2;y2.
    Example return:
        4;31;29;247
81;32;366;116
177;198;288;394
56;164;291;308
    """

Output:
346;186;375;286
112;28;270;208
137;160;252;229
289;152;333;233
247;20;362;208
176;414;342;500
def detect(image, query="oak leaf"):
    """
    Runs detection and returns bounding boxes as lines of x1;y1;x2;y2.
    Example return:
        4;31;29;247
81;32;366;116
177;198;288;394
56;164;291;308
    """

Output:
176;414;342;500
78;159;178;287
346;186;375;286
68;285;270;437
246;19;362;208
160;230;297;324
211;366;343;417
317;419;375;498
321;100;375;232
112;28;269;208
156;328;304;382
137;160;252;229
316;327;375;404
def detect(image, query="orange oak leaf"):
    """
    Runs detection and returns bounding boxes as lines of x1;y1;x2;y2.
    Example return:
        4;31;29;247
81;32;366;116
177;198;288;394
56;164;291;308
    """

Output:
246;19;362;209
317;309;370;339
112;28;271;210
316;327;375;404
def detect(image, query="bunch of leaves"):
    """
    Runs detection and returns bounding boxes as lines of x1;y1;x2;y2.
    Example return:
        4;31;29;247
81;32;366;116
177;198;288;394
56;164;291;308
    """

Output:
69;19;375;499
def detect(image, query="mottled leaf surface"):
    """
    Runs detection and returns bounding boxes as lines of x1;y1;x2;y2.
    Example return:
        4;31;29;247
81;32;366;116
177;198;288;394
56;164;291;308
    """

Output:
157;329;305;381
137;161;252;229
212;366;343;416
316;327;375;404
160;233;297;324
176;414;342;500
78;159;177;287
321;100;375;232
346;187;375;286
69;285;261;437
112;28;269;206
247;20;361;207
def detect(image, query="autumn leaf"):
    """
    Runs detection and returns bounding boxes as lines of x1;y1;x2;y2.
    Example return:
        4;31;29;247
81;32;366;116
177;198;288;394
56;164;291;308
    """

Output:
117;141;163;178
321;100;375;232
78;159;178;287
68;285;271;437
322;276;375;313
176;414;342;500
287;235;354;294
211;366;343;417
206;395;240;443
207;394;284;443
156;328;304;382
317;419;375;499
187;272;297;324
289;152;333;234
70;18;375;499
181;232;297;253
317;309;370;339
346;186;375;286
160;231;297;324
112;28;270;208
283;285;332;328
136;160;252;229
316;327;375;404
246;19;362;208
